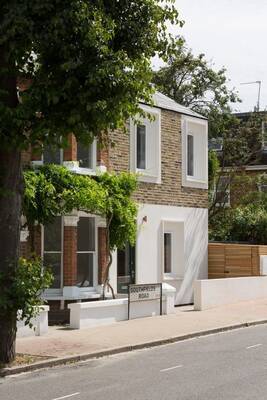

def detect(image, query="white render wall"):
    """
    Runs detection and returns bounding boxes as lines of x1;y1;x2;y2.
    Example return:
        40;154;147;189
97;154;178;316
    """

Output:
133;204;208;305
17;305;49;338
194;277;267;310
68;283;176;329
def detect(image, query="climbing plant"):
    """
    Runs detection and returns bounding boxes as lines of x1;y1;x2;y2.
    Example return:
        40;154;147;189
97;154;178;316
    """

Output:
23;165;138;297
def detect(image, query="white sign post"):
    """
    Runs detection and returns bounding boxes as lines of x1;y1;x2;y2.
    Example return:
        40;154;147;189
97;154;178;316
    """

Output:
128;283;162;320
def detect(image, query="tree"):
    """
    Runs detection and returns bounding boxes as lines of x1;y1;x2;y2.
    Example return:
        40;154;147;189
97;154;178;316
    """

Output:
0;0;182;363
209;112;264;222
152;42;240;138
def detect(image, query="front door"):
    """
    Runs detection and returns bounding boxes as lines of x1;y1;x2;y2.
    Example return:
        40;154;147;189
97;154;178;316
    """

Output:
117;245;135;293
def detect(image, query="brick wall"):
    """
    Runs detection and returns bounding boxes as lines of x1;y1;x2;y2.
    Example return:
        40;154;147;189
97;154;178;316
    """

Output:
64;134;77;161
108;109;208;209
63;226;77;286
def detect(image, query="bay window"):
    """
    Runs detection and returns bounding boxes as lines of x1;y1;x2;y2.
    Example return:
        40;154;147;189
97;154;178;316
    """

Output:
43;216;63;288
77;217;95;287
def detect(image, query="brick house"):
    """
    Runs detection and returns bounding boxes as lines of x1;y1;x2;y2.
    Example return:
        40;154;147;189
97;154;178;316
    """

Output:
20;91;208;318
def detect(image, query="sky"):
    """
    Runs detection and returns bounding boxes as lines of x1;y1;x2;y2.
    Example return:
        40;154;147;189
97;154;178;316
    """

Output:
164;0;267;112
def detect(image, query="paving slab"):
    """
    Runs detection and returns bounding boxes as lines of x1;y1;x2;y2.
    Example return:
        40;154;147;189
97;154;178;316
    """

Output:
16;298;267;358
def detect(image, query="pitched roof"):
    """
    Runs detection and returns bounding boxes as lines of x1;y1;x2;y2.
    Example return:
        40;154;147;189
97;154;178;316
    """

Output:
141;91;207;120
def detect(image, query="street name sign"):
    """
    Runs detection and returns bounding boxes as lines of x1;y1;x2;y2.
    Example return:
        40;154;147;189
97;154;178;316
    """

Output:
128;283;162;319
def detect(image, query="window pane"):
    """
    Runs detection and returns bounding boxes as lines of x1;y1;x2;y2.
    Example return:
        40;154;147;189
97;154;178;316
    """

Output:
77;253;94;287
164;233;172;274
137;125;146;169
44;217;62;252
77;217;95;251
187;134;194;176
43;253;61;288
77;141;93;169
43;145;61;164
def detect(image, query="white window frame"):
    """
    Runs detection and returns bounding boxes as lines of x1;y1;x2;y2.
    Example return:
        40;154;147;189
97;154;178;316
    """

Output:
161;220;185;281
76;213;98;290
163;231;173;275
182;116;208;189
42;217;64;293
130;104;161;184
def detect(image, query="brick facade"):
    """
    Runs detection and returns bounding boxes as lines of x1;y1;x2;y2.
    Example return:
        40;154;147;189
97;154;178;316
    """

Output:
64;134;77;161
63;226;77;286
108;109;208;209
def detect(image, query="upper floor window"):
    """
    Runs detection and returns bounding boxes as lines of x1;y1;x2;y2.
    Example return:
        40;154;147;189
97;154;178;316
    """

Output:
33;138;97;173
130;105;161;184
43;145;62;165
136;125;146;170
182;116;208;189
187;134;194;177
77;141;95;170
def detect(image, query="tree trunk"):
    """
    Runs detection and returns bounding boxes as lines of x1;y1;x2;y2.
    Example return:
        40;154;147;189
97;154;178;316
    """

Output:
0;313;17;365
0;150;23;364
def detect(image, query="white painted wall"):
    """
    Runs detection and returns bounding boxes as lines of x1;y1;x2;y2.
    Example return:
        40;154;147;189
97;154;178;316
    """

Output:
17;305;49;338
134;204;208;305
194;277;267;310
68;283;176;329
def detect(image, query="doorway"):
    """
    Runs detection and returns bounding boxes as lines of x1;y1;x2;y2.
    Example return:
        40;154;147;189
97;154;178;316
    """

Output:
117;245;135;293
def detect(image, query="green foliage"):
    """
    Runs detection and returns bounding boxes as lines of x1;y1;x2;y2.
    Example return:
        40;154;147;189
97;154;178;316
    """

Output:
0;0;182;150
23;165;138;251
0;257;53;326
23;165;107;225
208;150;220;184
152;42;240;138
99;172;138;250
222;113;263;167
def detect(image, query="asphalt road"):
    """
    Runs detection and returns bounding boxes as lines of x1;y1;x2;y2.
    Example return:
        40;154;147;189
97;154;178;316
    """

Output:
2;325;267;400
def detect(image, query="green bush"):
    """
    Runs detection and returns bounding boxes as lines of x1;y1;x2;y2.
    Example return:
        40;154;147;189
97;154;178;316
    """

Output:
209;205;267;244
0;257;53;327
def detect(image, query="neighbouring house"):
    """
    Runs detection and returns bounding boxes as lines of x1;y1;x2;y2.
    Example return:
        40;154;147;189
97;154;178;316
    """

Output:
20;91;208;322
210;111;267;208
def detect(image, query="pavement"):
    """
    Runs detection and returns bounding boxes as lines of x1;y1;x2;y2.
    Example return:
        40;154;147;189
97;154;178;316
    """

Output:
16;298;267;360
3;323;267;399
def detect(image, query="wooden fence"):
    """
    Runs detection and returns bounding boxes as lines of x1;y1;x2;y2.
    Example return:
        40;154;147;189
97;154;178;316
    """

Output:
208;243;267;279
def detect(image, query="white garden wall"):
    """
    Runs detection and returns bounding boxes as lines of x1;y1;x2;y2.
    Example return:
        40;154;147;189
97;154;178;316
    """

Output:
194;277;267;310
17;305;49;338
68;283;176;329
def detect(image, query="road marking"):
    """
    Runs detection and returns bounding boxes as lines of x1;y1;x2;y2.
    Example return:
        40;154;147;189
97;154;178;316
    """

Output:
160;365;183;372
51;393;80;400
246;344;262;349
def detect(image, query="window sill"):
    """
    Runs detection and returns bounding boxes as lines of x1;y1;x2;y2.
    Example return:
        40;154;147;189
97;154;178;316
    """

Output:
163;274;183;281
136;172;161;184
182;176;208;190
